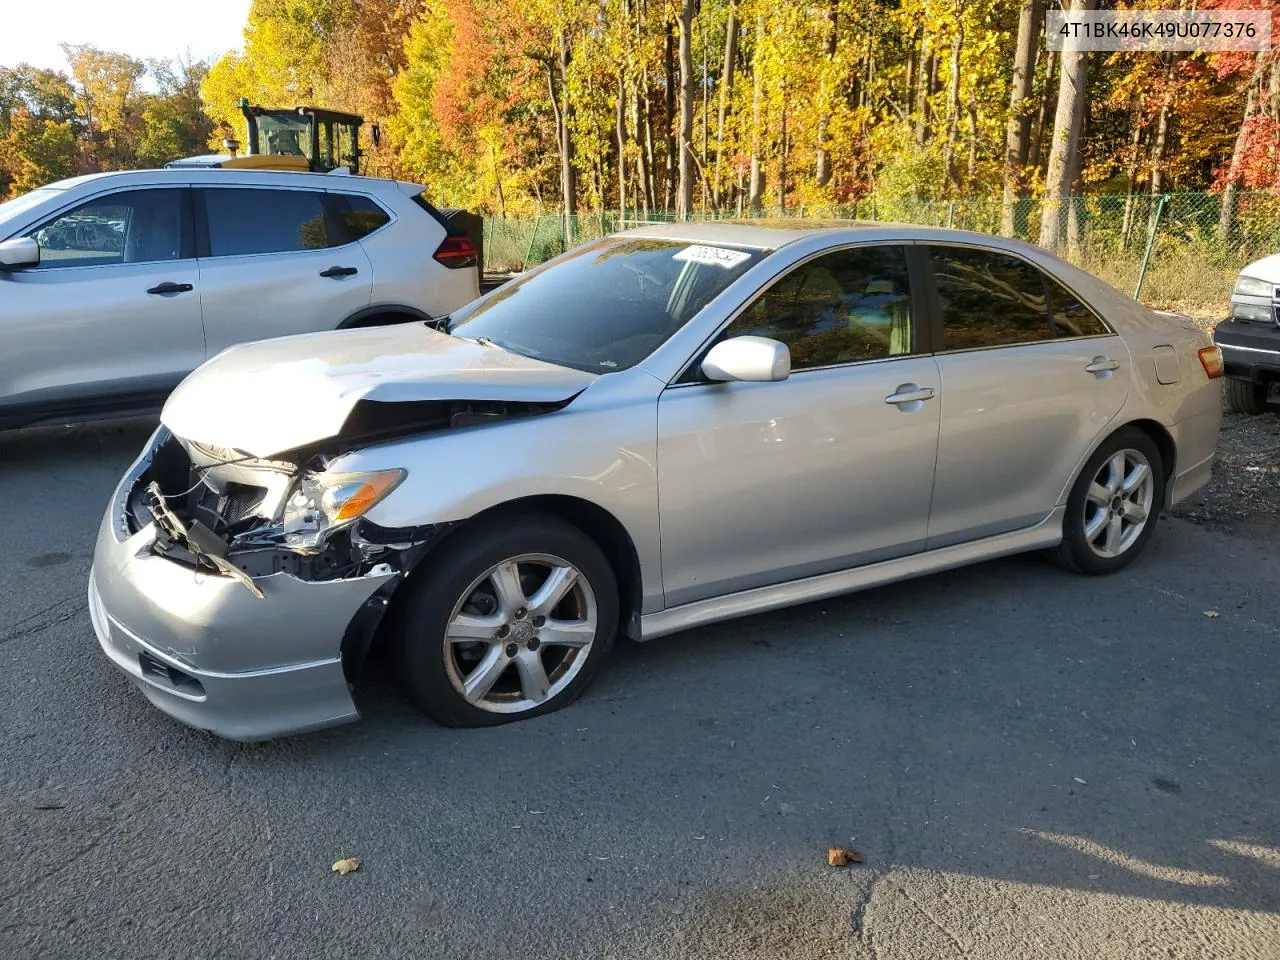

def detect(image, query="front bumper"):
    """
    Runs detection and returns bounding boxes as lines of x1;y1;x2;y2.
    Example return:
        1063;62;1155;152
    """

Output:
89;498;396;741
1214;319;1280;383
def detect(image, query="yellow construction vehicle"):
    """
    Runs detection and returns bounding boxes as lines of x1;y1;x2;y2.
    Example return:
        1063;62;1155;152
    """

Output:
167;98;379;174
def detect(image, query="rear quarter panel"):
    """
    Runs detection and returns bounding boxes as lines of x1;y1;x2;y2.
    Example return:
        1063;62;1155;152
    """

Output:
360;189;481;319
1021;256;1223;503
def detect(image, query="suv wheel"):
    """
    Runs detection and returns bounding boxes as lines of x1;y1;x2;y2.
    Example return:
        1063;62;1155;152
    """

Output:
395;512;619;727
1225;378;1267;415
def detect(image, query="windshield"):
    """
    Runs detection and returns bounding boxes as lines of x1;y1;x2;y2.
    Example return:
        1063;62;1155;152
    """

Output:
448;237;766;372
0;188;61;232
255;115;312;161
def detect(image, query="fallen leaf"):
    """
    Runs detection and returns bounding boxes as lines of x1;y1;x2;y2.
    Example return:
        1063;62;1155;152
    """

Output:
1073;777;1088;785
827;846;863;867
1203;610;1220;618
331;857;360;876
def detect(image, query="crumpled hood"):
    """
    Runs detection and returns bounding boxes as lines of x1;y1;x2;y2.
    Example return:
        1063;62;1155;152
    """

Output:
161;324;597;457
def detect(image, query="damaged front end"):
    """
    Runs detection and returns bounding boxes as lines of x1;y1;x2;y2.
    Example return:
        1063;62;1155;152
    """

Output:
127;430;443;585
122;428;450;676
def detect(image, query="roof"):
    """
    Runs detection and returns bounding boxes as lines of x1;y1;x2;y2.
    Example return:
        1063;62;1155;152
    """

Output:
37;167;413;193
622;217;1035;252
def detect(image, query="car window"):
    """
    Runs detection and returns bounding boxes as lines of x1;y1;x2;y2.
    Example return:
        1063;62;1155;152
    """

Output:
27;189;185;269
447;237;765;373
1046;275;1110;338
931;246;1050;351
334;194;390;241
723;245;914;370
201;188;335;257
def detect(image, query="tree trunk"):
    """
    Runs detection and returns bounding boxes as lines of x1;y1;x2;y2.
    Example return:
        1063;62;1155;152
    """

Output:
616;72;628;219
558;32;577;242
748;12;766;213
1028;48;1057;174
815;0;839;187
664;21;676;209
778;85;788;211
676;0;695;219
1119;103;1142;248
904;28;918;109
638;73;657;212
1000;0;1041;236
1038;0;1092;251
1218;52;1267;243
942;28;963;190
1149;58;1175;197
966;88;978;188
714;0;739;209
1065;107;1087;259
914;32;932;145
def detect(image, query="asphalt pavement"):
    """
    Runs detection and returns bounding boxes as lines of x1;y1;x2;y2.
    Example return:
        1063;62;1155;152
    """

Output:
1;417;1277;960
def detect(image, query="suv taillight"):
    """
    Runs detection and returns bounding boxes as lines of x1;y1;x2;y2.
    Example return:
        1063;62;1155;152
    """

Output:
433;234;477;269
1198;345;1224;379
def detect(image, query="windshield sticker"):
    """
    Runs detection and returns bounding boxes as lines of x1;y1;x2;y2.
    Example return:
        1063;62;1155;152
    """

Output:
673;244;751;269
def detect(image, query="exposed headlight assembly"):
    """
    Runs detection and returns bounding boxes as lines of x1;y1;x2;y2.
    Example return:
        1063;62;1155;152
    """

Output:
282;469;406;551
1232;275;1273;299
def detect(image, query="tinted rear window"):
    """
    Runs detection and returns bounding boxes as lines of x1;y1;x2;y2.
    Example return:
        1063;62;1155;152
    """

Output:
335;194;391;241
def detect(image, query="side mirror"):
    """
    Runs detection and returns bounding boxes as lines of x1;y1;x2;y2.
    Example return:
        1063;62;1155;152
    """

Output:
0;236;39;271
701;336;791;383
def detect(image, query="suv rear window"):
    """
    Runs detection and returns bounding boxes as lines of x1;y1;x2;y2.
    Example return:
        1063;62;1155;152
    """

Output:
333;194;391;241
201;188;336;256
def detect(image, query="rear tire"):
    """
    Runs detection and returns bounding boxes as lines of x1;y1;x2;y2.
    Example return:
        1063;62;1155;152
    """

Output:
1225;378;1267;415
394;512;618;727
1050;427;1165;575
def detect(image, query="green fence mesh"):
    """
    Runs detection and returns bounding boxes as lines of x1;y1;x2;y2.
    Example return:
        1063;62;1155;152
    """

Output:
482;191;1280;318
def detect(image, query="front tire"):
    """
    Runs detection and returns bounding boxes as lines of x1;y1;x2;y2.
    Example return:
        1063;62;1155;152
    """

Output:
1050;427;1165;575
395;512;619;727
1225;378;1267;415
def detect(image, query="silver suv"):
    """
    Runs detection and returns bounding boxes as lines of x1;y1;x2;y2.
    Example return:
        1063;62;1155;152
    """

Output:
0;169;480;430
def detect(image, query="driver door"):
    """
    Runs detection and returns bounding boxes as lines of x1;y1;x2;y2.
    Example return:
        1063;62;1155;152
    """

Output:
655;244;942;607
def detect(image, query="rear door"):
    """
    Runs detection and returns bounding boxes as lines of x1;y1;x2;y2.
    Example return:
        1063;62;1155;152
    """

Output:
923;243;1128;547
0;187;203;414
656;244;942;607
194;185;373;357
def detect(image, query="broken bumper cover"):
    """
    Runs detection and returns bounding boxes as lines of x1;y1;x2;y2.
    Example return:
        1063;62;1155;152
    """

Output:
89;505;396;741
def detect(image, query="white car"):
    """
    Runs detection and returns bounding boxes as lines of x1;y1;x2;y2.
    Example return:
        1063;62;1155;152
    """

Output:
1215;253;1280;414
0;169;480;430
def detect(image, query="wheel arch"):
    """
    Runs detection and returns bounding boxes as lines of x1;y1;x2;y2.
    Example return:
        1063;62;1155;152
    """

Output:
338;304;433;329
367;495;645;671
1062;417;1178;510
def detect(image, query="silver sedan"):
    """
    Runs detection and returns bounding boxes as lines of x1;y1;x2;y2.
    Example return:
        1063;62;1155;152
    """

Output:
89;221;1224;739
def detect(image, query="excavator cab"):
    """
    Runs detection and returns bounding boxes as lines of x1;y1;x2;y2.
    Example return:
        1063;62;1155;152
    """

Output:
167;99;380;174
243;101;376;174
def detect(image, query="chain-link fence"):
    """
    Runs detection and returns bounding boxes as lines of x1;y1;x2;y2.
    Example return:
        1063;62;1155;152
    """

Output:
482;191;1280;318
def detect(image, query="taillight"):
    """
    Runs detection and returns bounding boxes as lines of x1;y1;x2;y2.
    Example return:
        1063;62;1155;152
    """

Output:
433;234;477;269
1198;345;1224;379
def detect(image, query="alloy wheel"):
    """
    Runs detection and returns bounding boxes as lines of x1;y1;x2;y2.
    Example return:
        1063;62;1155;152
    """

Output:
442;553;597;714
1083;448;1155;559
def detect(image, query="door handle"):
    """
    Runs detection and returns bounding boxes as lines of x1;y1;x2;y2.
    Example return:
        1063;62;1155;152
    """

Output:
884;385;936;405
1085;356;1121;374
319;265;359;278
146;281;193;295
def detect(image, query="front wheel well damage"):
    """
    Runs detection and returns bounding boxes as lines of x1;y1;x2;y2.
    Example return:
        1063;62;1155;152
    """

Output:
361;495;644;676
